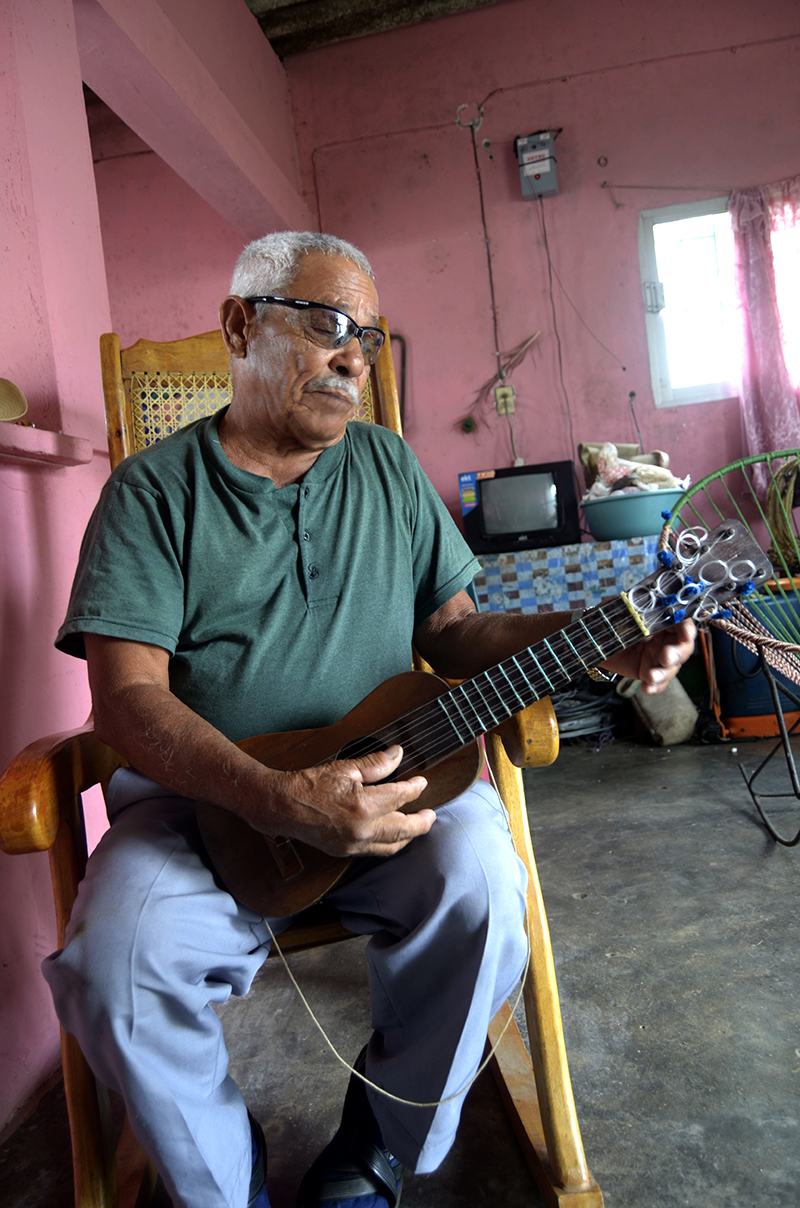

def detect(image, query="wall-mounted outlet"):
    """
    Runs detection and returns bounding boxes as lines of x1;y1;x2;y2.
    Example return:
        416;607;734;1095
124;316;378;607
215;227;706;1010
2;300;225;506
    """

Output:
494;383;516;414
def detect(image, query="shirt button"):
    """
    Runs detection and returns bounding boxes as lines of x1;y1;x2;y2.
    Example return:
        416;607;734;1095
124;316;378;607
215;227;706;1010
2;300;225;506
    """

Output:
302;531;310;541
308;564;319;579
304;488;310;497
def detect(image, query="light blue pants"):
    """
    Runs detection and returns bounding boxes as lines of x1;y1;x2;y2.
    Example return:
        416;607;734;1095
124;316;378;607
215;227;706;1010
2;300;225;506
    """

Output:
43;769;528;1208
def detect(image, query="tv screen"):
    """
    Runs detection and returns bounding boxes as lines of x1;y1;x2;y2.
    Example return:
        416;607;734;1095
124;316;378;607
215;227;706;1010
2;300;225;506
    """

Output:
480;471;559;535
459;461;580;554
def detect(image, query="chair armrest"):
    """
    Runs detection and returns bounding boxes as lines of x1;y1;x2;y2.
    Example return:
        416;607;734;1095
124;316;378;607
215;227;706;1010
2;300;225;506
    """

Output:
492;698;560;768
0;726;122;855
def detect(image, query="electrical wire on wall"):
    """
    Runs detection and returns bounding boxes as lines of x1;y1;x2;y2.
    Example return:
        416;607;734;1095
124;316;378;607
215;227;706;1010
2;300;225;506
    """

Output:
535;197;632;464
457;103;540;463
457;332;541;440
537;197;577;460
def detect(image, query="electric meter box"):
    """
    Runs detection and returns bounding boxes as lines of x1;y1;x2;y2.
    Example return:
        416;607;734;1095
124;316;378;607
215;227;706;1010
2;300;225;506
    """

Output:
515;130;559;199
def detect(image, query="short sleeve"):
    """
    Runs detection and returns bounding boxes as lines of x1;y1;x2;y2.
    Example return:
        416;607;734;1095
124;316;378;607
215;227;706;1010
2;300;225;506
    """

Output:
404;449;481;625
56;476;185;659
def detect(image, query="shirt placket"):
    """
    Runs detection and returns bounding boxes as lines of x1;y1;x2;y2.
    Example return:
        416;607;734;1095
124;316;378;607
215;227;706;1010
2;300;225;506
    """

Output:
298;484;321;592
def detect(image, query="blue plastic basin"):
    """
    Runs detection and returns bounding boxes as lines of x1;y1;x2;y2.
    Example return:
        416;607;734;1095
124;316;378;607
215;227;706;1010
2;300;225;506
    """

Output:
582;488;685;540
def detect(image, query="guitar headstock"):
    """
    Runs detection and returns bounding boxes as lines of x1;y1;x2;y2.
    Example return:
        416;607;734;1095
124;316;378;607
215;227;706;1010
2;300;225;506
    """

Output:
627;520;772;634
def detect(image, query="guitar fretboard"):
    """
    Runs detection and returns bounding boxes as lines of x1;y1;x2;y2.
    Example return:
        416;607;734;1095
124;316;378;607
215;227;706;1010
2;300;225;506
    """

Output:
340;596;646;778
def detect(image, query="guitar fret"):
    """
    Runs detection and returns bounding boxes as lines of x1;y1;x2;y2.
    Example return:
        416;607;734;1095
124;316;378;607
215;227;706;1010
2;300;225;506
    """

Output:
575;617;609;663
510;655;536;699
453;683;489;733
436;694;475;743
597;609;621;642
484;666;517;717
542;637;568;677
497;664;527;710
515;649;552;698
528;651;554;692
562;631;589;670
470;679;500;727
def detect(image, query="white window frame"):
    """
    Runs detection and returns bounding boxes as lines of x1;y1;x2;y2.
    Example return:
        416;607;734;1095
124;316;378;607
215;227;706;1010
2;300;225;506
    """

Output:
638;197;738;407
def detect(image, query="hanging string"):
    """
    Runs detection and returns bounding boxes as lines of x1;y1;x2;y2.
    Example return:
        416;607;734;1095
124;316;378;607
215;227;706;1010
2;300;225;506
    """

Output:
263;825;532;1111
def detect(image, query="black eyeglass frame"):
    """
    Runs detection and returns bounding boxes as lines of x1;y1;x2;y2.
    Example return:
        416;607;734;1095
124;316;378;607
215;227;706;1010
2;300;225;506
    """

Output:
244;295;385;365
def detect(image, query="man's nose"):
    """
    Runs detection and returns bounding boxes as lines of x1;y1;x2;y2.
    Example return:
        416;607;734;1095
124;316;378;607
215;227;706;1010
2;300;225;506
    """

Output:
330;336;365;377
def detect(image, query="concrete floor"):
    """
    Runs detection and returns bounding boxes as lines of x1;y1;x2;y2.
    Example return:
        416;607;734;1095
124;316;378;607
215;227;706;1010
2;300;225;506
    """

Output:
2;737;799;1207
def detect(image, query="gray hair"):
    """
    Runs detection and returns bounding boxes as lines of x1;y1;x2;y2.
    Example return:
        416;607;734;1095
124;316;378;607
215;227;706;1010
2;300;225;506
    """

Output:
229;231;374;297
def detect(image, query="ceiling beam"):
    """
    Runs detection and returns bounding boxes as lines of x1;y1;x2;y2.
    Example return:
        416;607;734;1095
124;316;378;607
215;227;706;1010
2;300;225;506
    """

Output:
74;0;315;239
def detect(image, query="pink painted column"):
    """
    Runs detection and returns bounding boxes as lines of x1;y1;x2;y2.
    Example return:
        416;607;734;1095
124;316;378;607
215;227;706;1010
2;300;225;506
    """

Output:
0;0;112;1130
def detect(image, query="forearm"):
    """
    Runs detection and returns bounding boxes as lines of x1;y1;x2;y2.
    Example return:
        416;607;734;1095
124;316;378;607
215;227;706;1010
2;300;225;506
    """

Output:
416;596;695;694
416;609;574;680
93;678;287;831
86;633;433;857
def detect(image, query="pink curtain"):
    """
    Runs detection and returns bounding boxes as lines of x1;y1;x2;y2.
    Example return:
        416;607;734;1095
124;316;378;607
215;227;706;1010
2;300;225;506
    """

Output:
729;176;800;486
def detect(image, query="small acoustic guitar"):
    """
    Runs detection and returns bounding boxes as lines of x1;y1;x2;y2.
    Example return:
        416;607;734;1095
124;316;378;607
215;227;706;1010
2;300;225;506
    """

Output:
197;520;770;916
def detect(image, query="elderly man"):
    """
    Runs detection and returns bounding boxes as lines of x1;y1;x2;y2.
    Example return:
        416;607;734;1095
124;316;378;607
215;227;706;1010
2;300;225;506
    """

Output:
44;231;694;1208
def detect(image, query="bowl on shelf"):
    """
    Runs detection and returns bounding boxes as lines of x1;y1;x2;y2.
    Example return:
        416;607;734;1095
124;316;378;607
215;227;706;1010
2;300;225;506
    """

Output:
581;488;685;541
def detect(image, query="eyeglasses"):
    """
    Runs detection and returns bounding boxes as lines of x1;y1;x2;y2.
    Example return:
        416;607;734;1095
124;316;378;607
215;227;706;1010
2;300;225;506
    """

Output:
245;296;385;366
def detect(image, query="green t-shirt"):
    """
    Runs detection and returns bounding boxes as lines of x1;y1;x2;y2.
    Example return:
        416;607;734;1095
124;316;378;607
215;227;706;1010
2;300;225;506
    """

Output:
57;413;479;743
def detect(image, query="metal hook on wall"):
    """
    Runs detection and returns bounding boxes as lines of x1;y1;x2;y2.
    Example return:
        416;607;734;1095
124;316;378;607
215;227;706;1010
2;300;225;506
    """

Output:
455;102;484;132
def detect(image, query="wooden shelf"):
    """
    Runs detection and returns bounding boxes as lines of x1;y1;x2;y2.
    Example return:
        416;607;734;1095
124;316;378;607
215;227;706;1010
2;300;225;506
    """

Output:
0;423;93;467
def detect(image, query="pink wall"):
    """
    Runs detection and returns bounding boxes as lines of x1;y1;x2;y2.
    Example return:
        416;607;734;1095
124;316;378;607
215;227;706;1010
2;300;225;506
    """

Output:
0;0;306;1131
0;0;114;1131
285;0;800;518
89;102;247;344
75;0;313;240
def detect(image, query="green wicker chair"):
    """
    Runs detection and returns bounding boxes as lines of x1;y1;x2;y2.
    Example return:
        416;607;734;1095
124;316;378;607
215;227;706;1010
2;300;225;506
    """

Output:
660;449;800;845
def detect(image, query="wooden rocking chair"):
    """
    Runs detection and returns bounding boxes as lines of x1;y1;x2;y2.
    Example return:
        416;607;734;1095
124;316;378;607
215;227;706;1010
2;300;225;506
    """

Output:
0;322;602;1207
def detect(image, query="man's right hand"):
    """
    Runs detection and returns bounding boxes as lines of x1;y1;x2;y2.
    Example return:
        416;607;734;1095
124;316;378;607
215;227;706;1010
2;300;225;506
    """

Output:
86;635;435;861
262;745;436;858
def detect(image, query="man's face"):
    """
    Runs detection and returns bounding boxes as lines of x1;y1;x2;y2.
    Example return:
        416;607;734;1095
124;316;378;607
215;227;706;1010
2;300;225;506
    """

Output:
241;252;379;452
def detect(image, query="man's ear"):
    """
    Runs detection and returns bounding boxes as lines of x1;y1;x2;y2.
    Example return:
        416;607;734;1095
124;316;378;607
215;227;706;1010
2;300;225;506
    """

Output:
220;295;256;358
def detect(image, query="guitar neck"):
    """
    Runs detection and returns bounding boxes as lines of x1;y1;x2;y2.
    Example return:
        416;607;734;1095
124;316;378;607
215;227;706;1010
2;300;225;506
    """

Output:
438;594;641;736
381;595;647;779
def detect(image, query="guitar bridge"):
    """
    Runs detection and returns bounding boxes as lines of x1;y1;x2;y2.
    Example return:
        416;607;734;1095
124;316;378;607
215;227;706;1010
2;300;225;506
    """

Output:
264;834;304;879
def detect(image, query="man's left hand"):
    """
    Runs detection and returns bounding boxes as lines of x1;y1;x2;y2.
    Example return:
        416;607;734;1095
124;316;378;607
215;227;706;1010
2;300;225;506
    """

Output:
602;618;697;695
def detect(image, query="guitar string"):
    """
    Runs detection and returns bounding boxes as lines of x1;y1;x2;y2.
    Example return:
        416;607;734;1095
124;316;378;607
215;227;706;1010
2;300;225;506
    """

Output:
262;759;533;1110
332;605;640;773
320;624;637;782
332;607;646;779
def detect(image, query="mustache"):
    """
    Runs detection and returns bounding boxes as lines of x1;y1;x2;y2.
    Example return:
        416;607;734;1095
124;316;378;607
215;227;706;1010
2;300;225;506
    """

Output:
306;376;359;406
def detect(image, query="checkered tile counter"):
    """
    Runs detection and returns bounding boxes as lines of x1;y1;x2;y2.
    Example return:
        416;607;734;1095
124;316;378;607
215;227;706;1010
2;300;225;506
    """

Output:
474;536;660;614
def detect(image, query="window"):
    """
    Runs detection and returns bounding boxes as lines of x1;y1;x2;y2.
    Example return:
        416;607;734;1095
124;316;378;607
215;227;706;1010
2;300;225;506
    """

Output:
638;198;738;406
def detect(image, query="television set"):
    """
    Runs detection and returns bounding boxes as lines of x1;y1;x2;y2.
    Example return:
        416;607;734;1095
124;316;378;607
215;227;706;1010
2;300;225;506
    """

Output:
458;460;581;555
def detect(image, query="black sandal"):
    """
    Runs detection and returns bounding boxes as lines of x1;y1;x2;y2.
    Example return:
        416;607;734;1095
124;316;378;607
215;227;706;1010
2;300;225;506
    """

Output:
248;1110;269;1207
296;1050;403;1208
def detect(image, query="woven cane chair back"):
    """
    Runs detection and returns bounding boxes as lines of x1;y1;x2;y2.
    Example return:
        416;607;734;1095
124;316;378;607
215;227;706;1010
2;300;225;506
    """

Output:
100;320;399;471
